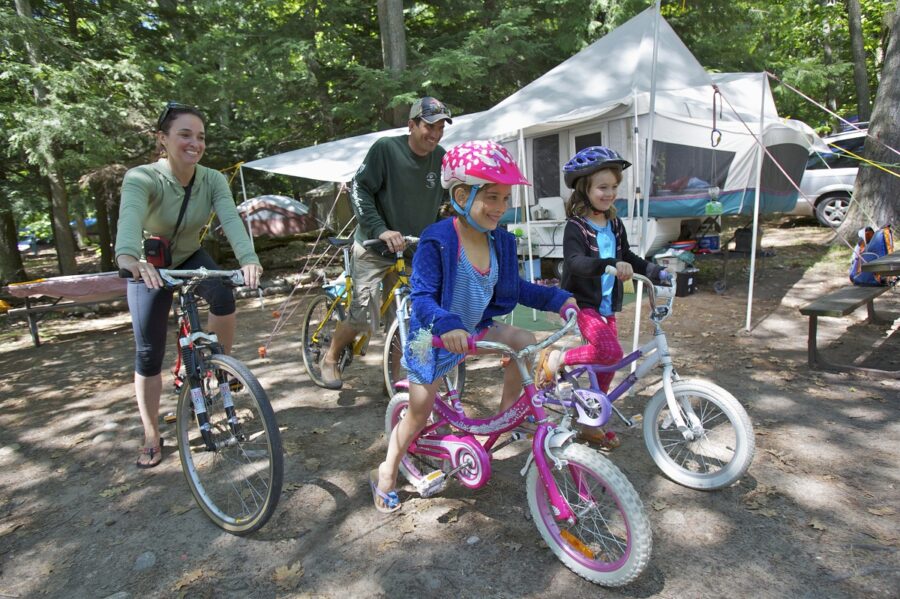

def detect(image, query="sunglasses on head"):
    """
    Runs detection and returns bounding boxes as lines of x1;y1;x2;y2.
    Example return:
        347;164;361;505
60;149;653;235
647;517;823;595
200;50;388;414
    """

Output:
157;101;194;131
420;104;451;119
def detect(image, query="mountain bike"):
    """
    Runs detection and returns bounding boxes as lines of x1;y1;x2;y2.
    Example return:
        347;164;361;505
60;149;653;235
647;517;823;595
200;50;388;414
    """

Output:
541;268;755;490
124;267;283;534
300;237;464;395
385;311;652;586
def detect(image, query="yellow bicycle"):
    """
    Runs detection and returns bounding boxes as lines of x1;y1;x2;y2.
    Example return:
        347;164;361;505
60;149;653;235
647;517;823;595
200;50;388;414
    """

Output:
300;237;466;395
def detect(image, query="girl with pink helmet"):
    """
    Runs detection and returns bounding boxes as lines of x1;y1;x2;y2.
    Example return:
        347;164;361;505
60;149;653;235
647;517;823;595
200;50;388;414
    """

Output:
370;140;577;513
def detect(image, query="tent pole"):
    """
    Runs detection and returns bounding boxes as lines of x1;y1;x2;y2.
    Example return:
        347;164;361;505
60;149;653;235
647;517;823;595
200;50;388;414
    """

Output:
518;129;538;322
745;73;766;331
633;1;662;356
238;166;255;251
238;165;263;309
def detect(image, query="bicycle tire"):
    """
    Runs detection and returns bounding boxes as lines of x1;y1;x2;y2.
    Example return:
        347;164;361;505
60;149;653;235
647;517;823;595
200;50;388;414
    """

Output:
301;293;344;387
643;378;755;490
385;393;449;494
526;443;652;587
382;317;466;397
176;353;283;534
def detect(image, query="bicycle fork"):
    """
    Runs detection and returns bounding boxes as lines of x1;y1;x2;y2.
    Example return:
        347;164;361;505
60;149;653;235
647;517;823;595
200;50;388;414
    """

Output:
181;338;239;452
524;426;580;524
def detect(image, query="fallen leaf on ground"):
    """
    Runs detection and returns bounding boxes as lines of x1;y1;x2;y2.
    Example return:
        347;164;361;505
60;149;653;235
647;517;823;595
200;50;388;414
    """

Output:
651;499;669;511
99;484;130;498
273;562;304;590
304;458;320;472
866;506;896;517
809;519;827;530
173;568;205;590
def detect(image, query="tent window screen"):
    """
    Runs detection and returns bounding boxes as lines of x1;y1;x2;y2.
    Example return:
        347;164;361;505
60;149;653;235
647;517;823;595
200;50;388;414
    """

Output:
651;141;735;197
575;132;603;152
532;135;560;200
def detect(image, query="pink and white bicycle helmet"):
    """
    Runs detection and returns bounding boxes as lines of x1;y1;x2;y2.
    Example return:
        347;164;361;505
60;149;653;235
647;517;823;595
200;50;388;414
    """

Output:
441;140;530;189
441;141;529;232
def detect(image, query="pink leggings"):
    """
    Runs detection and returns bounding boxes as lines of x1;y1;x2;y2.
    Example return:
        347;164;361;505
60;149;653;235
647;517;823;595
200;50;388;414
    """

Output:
564;308;623;392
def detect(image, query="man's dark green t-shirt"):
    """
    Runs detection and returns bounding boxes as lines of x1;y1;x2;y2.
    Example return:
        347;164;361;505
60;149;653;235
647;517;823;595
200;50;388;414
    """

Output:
350;134;446;245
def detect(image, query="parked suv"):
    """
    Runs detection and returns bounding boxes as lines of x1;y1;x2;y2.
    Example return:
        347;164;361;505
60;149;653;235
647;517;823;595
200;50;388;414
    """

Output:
792;128;865;227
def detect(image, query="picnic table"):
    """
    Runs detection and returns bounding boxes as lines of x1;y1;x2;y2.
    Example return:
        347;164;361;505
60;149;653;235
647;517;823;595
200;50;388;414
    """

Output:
861;250;900;276
5;272;128;347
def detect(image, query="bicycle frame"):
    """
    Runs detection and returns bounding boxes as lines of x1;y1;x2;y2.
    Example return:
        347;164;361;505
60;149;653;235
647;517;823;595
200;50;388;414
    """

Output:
309;239;414;356
410;316;588;523
550;273;696;440
161;268;244;451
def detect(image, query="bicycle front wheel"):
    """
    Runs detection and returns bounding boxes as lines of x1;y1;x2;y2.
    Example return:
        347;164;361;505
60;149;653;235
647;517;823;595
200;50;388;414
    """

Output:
382;317;466;397
643;378;755;490
177;354;283;534
526;443;652;586
301;293;344;387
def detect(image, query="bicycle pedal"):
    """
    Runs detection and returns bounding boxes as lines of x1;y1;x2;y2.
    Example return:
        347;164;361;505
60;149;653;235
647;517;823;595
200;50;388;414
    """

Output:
228;379;244;393
416;470;447;497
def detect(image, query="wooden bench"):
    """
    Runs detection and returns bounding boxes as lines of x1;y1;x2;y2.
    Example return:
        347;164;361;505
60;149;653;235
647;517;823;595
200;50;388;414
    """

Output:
799;285;896;377
6;297;126;347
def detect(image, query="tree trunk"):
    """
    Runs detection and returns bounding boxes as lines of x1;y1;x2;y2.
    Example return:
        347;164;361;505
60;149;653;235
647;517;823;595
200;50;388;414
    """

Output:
15;0;79;275
847;0;872;122
93;193;114;271
377;0;408;127
44;156;79;274
822;21;840;132
836;3;900;238
0;197;27;285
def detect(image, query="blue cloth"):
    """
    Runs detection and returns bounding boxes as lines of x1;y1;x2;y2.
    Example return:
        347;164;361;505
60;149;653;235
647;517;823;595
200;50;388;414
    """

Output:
405;217;572;383
409;240;498;384
586;219;615;316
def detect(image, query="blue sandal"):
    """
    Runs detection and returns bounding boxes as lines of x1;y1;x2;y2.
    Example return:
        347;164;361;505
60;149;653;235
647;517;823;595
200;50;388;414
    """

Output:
369;469;401;514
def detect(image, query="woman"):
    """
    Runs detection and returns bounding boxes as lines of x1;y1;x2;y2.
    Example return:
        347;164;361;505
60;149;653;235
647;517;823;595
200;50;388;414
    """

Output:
115;102;262;468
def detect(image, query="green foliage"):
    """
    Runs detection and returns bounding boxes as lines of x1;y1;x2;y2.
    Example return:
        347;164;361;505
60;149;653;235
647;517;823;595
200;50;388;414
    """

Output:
0;0;896;234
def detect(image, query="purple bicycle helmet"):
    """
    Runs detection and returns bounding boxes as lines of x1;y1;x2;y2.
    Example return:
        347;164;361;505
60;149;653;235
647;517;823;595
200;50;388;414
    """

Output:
563;146;631;188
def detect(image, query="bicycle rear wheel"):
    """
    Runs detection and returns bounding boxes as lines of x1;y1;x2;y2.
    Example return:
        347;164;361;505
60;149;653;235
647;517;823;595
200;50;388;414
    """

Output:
382;317;465;397
301;293;344;387
526;443;652;587
643;378;754;490
176;353;283;535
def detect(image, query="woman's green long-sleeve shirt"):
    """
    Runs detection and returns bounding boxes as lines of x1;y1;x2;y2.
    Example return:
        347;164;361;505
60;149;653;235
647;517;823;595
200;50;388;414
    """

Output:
115;160;259;268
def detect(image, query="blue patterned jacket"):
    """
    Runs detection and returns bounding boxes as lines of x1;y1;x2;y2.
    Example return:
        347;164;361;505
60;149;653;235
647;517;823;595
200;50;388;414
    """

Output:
404;217;572;382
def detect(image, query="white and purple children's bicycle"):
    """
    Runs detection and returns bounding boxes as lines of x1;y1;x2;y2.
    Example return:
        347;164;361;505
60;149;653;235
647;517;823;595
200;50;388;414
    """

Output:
543;268;755;491
385;311;652;587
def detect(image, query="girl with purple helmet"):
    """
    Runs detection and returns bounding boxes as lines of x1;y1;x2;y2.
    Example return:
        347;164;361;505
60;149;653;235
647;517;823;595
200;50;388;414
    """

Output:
536;146;668;448
370;140;577;513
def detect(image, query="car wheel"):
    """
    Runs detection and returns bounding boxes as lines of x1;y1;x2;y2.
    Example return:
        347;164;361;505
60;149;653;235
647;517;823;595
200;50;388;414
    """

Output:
815;193;851;228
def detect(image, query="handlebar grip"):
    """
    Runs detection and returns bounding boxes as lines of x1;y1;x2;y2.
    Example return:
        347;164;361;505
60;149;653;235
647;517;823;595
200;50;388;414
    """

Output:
431;335;477;353
604;265;618;276
119;268;134;278
559;305;580;321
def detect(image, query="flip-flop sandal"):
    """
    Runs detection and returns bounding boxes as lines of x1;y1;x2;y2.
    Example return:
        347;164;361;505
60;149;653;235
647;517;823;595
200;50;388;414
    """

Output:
369;469;401;514
136;437;165;469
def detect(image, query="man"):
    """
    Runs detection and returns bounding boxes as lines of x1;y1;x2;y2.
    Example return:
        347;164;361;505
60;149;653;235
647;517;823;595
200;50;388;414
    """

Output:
317;96;453;389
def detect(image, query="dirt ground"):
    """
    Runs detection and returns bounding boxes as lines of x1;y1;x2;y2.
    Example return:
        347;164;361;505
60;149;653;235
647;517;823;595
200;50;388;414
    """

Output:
1;217;898;599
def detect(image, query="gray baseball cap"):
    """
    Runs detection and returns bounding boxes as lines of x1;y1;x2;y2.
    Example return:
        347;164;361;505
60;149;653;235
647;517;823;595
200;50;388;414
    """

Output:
409;97;453;124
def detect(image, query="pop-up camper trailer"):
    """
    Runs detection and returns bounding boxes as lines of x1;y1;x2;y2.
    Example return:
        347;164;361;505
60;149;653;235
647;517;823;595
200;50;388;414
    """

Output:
434;8;815;273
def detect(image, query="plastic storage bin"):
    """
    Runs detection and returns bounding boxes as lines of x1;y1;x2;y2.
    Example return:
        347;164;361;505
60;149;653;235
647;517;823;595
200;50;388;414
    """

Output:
676;268;699;297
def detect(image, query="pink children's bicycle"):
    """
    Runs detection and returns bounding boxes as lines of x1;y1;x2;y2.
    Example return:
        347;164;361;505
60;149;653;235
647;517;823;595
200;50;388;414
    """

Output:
385;312;652;587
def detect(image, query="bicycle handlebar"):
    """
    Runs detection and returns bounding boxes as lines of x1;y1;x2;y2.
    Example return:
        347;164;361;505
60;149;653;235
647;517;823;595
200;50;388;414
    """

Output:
602;265;674;314
431;312;580;359
362;236;419;248
119;267;246;287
